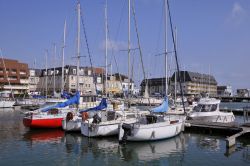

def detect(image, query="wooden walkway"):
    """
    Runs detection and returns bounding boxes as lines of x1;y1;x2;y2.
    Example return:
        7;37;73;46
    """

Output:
185;120;250;148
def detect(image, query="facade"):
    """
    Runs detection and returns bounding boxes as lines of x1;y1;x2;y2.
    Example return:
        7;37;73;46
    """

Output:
0;58;29;95
104;73;134;95
28;69;41;94
170;71;217;96
140;78;167;96
236;89;250;97
37;65;103;95
140;71;217;96
217;85;233;97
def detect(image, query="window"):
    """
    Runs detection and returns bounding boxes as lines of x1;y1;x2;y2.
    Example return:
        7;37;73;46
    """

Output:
73;69;76;75
71;76;74;80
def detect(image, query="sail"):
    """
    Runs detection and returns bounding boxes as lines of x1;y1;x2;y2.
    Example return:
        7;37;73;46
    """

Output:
79;98;107;113
144;83;149;98
41;91;80;112
152;97;168;113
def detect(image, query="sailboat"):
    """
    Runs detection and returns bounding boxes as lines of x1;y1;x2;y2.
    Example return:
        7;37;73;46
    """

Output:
80;0;151;137
23;91;80;128
23;4;83;129
118;0;186;143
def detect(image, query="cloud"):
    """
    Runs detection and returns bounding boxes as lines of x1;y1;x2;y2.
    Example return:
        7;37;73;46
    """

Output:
99;39;127;52
226;2;247;25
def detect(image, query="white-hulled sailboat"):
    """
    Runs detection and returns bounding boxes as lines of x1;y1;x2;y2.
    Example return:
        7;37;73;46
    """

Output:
119;0;186;143
118;97;185;142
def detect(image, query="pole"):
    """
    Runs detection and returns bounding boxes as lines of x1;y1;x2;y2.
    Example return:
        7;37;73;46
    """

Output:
128;0;131;99
53;43;56;96
61;20;66;94
105;0;108;97
45;50;48;99
164;0;168;96
77;2;81;93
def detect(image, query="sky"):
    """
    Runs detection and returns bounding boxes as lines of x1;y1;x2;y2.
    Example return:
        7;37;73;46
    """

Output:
0;0;249;91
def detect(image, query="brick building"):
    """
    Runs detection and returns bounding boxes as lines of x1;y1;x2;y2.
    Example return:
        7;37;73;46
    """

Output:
0;58;29;94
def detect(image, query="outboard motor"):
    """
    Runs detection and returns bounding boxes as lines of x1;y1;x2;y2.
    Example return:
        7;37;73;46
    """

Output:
119;123;132;144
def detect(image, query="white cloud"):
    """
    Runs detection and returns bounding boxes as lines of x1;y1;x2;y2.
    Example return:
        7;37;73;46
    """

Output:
100;39;127;52
226;2;247;25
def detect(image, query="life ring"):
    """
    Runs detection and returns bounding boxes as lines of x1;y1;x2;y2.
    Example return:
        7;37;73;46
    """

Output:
82;112;89;121
66;112;73;122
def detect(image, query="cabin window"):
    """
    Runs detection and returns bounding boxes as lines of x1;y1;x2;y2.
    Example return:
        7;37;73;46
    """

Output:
210;104;217;112
200;105;211;112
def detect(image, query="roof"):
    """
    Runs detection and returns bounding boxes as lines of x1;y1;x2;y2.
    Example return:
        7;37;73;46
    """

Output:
171;71;217;85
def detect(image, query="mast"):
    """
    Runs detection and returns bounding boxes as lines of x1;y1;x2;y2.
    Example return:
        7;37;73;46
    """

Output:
174;27;177;104
164;0;168;96
128;0;131;98
105;0;108;97
53;43;56;96
61;20;66;94
76;2;81;93
45;50;48;99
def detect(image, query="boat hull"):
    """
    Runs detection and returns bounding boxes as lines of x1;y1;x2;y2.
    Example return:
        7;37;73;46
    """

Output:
62;118;82;132
188;114;235;123
0;101;15;108
23;117;63;128
81;121;120;137
119;121;184;141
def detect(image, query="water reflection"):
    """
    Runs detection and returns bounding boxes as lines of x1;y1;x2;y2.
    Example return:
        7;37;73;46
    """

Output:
23;129;64;143
119;134;187;162
62;133;187;164
197;136;220;151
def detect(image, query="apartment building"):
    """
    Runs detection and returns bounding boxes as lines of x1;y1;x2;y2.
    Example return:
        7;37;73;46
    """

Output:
140;71;217;96
0;58;29;94
37;65;103;95
170;71;217;96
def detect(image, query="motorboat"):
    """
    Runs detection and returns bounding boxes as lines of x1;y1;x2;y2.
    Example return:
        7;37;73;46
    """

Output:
187;97;235;123
118;97;186;142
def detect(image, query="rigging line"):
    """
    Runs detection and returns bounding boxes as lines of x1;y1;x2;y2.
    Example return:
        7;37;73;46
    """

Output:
0;49;14;99
132;0;151;106
106;2;127;97
80;6;98;94
131;1;146;81
154;1;165;78
166;0;186;113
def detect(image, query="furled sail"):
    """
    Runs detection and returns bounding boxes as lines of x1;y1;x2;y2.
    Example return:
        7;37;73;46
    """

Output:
41;91;80;112
151;97;168;113
79;98;107;113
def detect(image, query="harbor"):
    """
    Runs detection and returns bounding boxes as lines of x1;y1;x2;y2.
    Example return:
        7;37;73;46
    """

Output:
0;0;250;165
0;106;250;166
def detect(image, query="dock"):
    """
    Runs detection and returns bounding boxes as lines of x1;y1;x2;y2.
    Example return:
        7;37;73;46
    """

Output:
185;120;250;148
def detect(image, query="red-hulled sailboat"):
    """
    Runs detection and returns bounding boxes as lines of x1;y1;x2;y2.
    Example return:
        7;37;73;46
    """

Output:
23;92;80;128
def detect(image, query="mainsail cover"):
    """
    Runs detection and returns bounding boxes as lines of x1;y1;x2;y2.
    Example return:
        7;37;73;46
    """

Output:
79;98;107;113
41;91;80;112
152;97;168;113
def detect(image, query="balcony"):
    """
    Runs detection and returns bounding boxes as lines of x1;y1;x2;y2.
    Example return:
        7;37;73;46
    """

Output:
20;79;29;84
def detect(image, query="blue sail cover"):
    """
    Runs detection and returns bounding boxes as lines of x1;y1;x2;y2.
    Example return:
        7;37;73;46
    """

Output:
61;91;71;99
79;98;107;113
41;91;80;112
152;97;168;113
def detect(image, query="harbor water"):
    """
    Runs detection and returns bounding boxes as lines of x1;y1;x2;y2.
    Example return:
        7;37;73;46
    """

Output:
0;107;250;166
